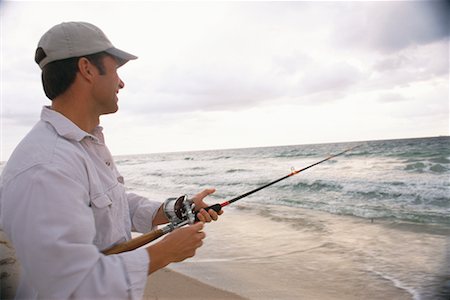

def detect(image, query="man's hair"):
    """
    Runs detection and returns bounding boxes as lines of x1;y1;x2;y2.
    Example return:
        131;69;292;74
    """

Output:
38;50;109;100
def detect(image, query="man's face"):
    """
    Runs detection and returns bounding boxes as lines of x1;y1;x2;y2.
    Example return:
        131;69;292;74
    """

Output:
91;55;124;115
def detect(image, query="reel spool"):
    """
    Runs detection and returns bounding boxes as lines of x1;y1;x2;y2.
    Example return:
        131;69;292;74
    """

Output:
163;195;196;226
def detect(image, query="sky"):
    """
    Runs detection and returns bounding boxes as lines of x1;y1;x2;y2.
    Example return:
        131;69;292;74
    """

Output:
0;0;449;161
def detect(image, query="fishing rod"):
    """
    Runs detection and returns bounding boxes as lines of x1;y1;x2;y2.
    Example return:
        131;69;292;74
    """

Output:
200;144;361;214
102;144;360;255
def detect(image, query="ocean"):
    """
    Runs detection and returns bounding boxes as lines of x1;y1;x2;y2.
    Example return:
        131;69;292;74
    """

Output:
1;136;449;299
115;136;450;300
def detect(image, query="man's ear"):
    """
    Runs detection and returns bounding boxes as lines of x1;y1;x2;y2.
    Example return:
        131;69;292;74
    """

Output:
77;57;96;82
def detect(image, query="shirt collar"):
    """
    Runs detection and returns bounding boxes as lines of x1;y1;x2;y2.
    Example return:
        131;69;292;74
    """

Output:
40;106;103;143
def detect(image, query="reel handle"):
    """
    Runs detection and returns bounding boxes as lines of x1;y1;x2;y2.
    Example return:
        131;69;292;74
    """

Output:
194;203;222;222
102;202;222;255
102;228;165;255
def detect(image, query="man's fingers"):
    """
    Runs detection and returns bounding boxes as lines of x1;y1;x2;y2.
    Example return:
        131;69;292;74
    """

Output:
191;221;204;231
207;209;219;221
195;188;216;200
199;209;212;222
196;212;206;223
192;188;223;223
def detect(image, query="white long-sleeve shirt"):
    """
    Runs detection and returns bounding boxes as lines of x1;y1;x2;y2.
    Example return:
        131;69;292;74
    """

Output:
0;106;162;299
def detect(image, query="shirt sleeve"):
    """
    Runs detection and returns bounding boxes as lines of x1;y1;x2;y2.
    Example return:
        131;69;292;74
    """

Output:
127;192;162;233
0;164;149;299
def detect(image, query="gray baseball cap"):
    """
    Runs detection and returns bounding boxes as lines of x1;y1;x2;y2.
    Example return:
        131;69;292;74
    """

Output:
35;21;137;69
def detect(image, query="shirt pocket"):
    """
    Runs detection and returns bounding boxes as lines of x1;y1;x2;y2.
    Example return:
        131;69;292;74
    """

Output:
90;184;131;249
90;193;114;248
91;194;113;208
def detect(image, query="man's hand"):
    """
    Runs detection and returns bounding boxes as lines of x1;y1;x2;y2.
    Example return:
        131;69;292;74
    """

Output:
146;188;223;274
147;222;205;274
191;188;223;223
152;188;223;226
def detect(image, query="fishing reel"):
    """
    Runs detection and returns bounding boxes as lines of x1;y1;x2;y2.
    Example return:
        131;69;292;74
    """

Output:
163;195;196;227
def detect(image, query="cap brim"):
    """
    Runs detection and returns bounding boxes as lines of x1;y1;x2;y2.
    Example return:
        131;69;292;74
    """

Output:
105;47;138;66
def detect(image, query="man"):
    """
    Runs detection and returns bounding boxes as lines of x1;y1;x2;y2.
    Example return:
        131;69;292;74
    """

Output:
0;22;221;299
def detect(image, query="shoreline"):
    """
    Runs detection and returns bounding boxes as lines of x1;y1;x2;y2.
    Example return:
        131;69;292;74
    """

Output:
144;268;247;299
167;205;450;300
2;206;449;299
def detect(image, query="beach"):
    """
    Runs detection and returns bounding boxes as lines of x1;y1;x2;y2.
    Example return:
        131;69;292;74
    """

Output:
165;206;449;300
134;202;449;300
1;206;449;299
144;268;247;299
119;137;449;299
0;215;418;300
1;137;449;299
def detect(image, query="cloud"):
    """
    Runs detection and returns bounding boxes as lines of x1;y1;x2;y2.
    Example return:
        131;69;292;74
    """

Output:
1;1;448;159
121;57;369;115
377;92;408;103
1;73;44;127
297;62;365;97
156;65;284;110
271;52;315;76
367;40;449;91
334;1;449;53
120;63;287;115
373;41;448;78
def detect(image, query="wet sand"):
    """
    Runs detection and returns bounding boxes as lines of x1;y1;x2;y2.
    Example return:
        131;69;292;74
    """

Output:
2;205;449;299
143;268;247;299
169;206;449;300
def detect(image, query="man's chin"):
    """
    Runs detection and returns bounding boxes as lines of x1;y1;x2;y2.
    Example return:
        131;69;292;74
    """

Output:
102;105;119;116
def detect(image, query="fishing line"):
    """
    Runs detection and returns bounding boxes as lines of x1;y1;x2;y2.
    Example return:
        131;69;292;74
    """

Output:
102;144;360;255
199;144;361;216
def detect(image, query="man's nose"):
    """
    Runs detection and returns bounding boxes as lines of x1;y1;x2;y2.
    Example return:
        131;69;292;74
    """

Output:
119;79;125;89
